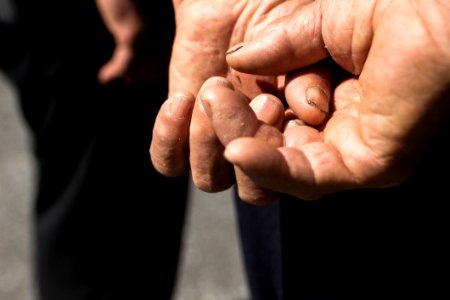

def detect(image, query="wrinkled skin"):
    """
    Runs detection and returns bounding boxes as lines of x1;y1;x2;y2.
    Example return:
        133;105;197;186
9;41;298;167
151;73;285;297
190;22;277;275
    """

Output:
209;0;450;201
150;0;334;204
151;0;450;203
95;0;276;198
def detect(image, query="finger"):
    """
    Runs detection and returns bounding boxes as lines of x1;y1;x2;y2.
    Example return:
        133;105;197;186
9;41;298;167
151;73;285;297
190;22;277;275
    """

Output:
224;138;356;201
150;93;195;177
201;83;284;205
241;124;285;205
189;77;234;192
284;63;332;126
225;1;327;75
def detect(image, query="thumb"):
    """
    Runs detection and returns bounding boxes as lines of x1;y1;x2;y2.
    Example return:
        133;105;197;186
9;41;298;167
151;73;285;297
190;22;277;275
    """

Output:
226;1;327;75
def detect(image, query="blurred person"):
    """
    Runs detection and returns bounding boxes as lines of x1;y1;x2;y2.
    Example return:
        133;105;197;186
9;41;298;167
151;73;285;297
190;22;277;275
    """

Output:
1;0;189;299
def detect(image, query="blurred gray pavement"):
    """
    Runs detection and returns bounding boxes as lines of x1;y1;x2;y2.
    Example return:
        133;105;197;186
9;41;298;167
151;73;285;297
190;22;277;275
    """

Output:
0;72;36;300
0;72;250;300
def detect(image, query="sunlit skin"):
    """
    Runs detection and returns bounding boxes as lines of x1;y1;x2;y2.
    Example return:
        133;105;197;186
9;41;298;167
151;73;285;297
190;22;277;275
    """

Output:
150;0;450;204
97;0;450;203
95;0;306;202
150;0;333;203
206;0;450;202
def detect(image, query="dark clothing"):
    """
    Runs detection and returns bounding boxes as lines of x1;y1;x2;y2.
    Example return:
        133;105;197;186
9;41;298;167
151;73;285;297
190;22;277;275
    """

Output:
236;119;450;299
1;1;188;299
2;0;449;299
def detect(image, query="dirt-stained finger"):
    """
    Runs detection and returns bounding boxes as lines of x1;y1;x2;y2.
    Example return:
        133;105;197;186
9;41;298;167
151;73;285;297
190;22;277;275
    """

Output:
150;93;195;176
201;82;284;205
285;63;332;126
189;77;234;192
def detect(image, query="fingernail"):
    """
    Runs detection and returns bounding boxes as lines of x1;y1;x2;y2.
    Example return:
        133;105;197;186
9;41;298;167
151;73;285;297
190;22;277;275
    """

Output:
200;98;212;119
250;95;283;124
226;44;244;56
169;94;193;119
284;119;306;130
305;86;329;115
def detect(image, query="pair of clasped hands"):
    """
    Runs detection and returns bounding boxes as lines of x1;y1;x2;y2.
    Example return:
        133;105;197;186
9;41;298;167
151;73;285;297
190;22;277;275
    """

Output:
97;0;450;205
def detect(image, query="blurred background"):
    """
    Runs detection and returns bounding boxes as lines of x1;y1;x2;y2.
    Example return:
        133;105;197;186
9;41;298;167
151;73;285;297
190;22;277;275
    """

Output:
0;72;250;300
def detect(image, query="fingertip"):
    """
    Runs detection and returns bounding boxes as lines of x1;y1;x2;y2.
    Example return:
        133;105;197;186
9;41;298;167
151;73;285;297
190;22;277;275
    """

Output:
305;86;329;114
198;77;234;115
150;94;194;178
226;37;288;75
285;65;332;126
150;156;188;178
168;93;195;120
250;94;285;128
224;138;267;164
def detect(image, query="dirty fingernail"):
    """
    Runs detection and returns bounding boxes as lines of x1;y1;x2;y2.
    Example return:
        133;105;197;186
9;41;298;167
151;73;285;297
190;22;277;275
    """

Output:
284;119;306;130
305;86;329;115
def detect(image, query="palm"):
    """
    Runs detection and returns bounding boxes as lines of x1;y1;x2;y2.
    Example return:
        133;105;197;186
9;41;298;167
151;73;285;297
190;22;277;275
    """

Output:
287;77;398;199
222;0;450;200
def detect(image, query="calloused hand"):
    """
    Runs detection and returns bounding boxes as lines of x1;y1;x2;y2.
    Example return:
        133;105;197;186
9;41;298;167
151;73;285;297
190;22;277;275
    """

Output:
208;0;450;201
195;61;332;204
150;0;333;201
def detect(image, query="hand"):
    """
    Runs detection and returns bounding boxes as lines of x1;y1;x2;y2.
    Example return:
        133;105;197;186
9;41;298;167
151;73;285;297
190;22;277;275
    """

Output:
150;0;331;201
199;62;332;204
95;0;174;83
211;0;450;201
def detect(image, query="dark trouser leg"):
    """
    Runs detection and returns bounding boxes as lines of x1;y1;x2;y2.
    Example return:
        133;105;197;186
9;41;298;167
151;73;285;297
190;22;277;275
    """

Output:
28;81;189;300
3;1;186;299
234;192;283;300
